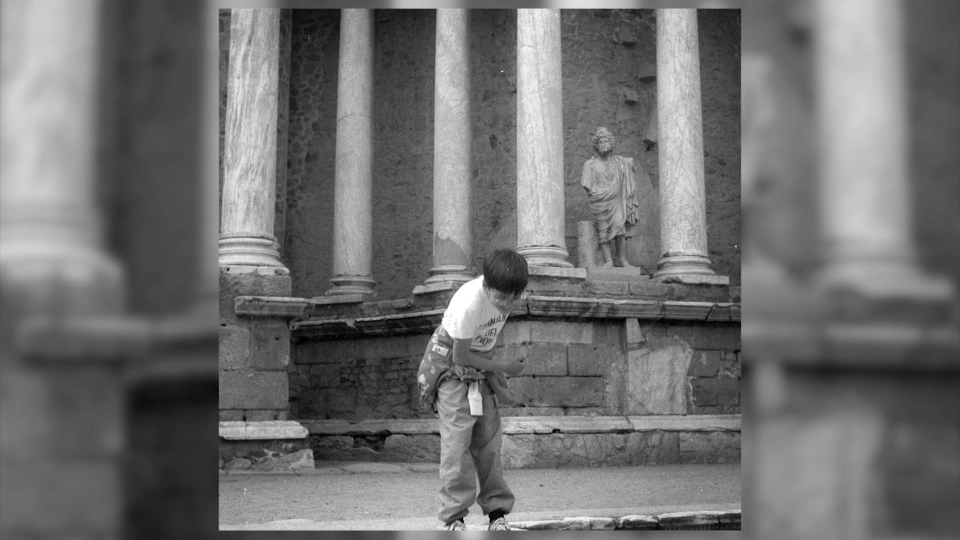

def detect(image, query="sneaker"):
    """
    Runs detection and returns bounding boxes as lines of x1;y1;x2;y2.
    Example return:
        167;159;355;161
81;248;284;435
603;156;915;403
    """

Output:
441;519;466;531
488;517;511;531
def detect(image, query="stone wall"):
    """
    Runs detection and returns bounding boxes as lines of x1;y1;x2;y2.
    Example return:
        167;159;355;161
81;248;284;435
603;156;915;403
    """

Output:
290;316;740;420
218;272;293;421
220;9;743;301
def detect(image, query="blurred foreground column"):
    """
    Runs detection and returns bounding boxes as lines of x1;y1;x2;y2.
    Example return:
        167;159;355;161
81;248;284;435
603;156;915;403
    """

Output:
327;9;376;296
418;9;473;293
0;0;125;316
218;9;288;275
815;0;950;299
0;2;134;539
653;9;727;285
516;9;572;268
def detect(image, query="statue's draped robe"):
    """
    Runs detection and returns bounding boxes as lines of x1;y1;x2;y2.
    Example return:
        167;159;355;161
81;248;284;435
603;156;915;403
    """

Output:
581;155;640;243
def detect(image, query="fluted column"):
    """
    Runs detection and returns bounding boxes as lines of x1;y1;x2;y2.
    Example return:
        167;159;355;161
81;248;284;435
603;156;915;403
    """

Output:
327;9;376;296
425;9;473;287
653;9;726;284
815;0;950;299
218;9;287;273
0;0;125;316
516;9;571;268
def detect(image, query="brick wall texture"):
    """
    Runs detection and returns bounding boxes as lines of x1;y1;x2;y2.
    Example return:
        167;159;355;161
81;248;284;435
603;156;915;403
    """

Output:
290;318;740;420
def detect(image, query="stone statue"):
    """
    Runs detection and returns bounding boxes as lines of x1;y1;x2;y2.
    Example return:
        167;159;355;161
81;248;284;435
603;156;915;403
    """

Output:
581;127;641;268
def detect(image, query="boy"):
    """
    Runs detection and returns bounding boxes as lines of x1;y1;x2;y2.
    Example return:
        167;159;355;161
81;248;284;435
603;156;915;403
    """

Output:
417;249;528;531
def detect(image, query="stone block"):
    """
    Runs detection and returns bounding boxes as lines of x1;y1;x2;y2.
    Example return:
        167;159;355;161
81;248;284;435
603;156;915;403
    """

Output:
564;407;613;416
530;320;593;344
567;344;620;376
244;410;279;422
626;431;681;464
691;378;719;408
688;350;721;377
218;420;308;440
356;334;431;360
219;371;288;410
719;351;740;377
250;320;290;371
219;324;251;370
617;515;658;530
666;323;740;351
718;375;740;409
657;511;722;529
528;266;587;279
309;435;355;461
592;320;622;345
308;363;341;388
381;434;441;462
512;377;603;407
586;281;629;296
626;340;693;415
522;344;567;375
220;409;244;421
315;387;359;413
679;432;741;464
557;516;616;530
220;272;292;322
501;407;565;417
501;320;532;344
625;318;644;344
295;339;357;363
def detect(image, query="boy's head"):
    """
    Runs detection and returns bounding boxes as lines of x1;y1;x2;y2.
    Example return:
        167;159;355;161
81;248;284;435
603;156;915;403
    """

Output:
483;249;528;296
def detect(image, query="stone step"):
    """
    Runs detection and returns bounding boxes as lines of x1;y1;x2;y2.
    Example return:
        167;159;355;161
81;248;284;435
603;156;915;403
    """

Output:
302;414;740;468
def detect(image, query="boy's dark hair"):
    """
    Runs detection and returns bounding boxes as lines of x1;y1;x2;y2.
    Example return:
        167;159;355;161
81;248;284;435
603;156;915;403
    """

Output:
482;249;528;297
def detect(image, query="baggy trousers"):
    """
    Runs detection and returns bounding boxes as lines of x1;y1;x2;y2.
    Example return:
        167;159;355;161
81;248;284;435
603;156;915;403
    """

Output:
436;377;515;524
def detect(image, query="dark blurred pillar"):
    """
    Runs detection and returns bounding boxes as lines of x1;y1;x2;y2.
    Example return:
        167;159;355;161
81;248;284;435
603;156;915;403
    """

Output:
218;9;288;275
653;9;727;285
419;8;474;293
815;0;950;299
327;9;377;297
0;2;135;539
516;9;572;268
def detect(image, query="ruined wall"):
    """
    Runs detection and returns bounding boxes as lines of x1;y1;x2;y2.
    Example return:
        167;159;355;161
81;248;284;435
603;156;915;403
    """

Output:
270;9;742;301
290;318;740;420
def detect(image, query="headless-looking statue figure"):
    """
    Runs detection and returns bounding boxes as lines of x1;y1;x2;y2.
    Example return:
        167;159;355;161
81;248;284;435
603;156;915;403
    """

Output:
581;127;640;268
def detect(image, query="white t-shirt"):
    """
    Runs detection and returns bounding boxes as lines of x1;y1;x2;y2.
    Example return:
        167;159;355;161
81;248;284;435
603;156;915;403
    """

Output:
441;276;509;352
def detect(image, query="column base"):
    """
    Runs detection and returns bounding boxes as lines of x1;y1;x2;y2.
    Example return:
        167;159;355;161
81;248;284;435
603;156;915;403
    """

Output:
517;245;573;268
653;254;730;285
817;261;953;301
218;234;288;273
326;274;377;297
423;265;474;286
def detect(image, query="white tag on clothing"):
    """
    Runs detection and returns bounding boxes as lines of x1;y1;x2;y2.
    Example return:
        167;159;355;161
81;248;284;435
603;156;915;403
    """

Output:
467;381;483;416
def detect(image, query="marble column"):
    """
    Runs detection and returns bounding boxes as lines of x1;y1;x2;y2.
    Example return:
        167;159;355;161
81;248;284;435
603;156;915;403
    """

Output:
327;9;376;296
424;9;474;288
0;0;125;316
653;9;725;284
218;9;288;273
516;9;572;268
815;0;950;299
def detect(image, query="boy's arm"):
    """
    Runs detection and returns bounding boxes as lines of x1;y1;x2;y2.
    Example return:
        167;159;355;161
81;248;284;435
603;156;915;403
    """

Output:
452;339;523;376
